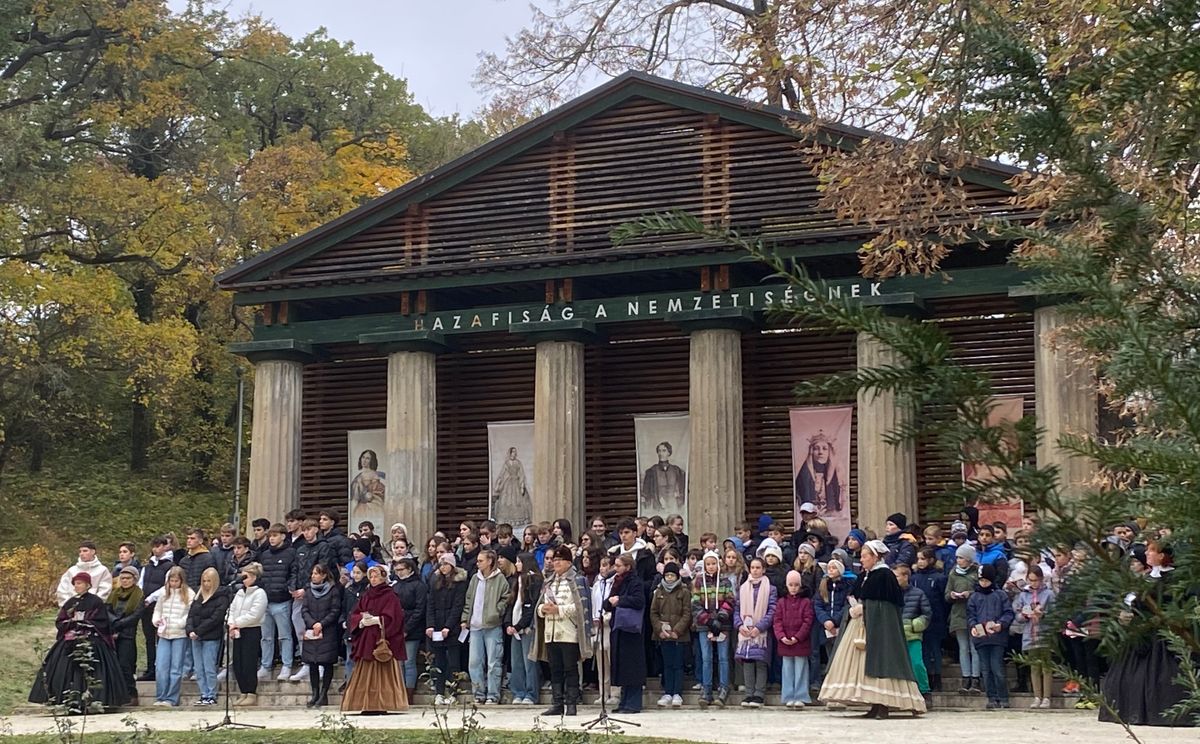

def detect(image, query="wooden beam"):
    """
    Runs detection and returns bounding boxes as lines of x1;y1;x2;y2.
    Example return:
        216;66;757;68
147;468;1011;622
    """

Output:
700;267;711;292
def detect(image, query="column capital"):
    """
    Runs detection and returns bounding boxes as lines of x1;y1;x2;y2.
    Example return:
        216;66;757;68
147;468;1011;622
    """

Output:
860;292;928;319
229;338;317;365
510;319;600;344
1008;285;1076;311
359;329;453;355
666;307;757;332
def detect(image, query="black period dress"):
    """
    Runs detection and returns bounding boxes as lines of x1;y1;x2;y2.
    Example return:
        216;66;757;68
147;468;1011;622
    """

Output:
30;592;129;712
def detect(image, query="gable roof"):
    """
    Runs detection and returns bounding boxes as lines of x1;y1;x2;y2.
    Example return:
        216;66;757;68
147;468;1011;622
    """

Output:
216;71;1023;290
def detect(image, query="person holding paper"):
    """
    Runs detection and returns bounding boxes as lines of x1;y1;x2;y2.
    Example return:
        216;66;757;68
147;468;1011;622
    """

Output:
426;553;468;705
966;563;1015;710
341;564;407;714
531;545;594;717
461;549;511;704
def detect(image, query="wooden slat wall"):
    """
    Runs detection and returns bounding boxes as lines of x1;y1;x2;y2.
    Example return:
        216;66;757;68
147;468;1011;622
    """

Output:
299;349;387;517
583;325;691;521
435;338;535;531
742;328;858;531
916;296;1036;526
278;98;1018;283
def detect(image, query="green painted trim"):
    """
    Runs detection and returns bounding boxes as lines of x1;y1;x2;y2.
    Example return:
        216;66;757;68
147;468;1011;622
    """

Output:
358;330;452;355
228;338;316;364
1007;285;1074;310
509;319;601;344
860;292;928;318
665;307;757;332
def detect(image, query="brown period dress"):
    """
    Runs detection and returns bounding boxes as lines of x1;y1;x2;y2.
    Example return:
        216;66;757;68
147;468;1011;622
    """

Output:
341;583;408;713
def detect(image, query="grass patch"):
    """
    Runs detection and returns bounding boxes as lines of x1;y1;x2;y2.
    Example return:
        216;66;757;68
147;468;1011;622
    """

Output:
0;614;55;716
0;460;228;561
0;727;682;743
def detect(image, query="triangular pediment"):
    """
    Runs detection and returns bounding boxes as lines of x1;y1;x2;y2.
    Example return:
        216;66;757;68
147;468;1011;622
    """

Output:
217;72;1020;295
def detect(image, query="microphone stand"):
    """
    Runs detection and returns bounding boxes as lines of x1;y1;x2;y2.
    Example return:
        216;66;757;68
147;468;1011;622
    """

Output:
581;609;639;731
203;629;264;731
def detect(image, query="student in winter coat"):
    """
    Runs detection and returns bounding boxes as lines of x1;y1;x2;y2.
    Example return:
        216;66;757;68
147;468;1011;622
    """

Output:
946;543;982;694
179;530;217;591
226;563;268;707
318;511;355;568
773;570;815;708
426;553;469;703
461;549;511;704
390;557;427;691
185;568;231;706
300;563;343;707
967;564;1015;709
151;566;192;707
692;550;734;707
106;566;144;703
606;553;647;714
893;564;932;697
911;547;949;691
55;541;113;605
291;519;338;683
813;558;851;691
257;525;299;681
649;561;691;708
506;552;543;705
1011;565;1056;708
734;557;778;707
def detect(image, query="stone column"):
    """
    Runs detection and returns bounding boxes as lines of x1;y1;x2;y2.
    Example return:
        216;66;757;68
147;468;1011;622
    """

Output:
532;339;586;529
856;332;918;533
246;357;305;523
386;349;439;544
1034;305;1097;497
687;326;746;539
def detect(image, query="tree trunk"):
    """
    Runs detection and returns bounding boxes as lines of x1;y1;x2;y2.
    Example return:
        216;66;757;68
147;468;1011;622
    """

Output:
130;277;156;472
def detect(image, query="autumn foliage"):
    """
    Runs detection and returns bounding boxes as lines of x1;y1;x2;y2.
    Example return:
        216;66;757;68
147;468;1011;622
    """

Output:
0;546;58;622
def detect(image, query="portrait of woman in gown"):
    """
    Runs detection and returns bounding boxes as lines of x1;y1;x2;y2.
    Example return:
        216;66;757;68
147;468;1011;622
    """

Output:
794;432;843;514
350;449;385;519
492;446;531;528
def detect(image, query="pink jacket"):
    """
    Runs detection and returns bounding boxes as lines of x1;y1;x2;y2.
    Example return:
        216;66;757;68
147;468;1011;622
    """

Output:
772;594;815;657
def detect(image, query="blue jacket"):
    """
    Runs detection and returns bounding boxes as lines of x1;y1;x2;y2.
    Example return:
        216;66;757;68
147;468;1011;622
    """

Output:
976;543;1010;583
934;543;958;575
966;588;1014;647
911;566;949;640
813;576;852;629
532;540;556;570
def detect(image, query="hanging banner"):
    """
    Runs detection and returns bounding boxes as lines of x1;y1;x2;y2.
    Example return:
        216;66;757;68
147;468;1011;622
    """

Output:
348;429;387;532
634;413;691;525
488;420;535;530
790;405;853;542
962;395;1025;529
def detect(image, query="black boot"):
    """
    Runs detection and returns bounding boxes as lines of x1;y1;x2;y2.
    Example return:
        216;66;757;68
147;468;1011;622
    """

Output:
306;666;321;708
931;673;942;692
316;665;333;707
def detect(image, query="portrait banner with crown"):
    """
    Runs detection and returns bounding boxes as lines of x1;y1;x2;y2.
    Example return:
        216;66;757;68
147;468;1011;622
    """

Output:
790;405;853;541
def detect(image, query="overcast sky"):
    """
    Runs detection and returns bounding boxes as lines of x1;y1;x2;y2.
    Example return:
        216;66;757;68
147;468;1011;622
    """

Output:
192;0;533;117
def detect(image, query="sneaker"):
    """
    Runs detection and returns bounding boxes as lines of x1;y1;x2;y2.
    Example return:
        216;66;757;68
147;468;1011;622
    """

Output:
657;694;672;708
191;698;208;706
691;683;702;690
1030;697;1043;708
152;700;173;707
288;666;309;682
747;697;763;708
792;700;805;709
137;671;155;682
1039;697;1052;709
257;667;271;681
605;695;620;706
698;695;711;708
671;694;683;707
740;698;751;708
485;698;499;706
433;694;449;706
985;701;999;710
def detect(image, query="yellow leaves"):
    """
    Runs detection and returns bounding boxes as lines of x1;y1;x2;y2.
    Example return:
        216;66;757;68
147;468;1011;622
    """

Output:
0;545;57;621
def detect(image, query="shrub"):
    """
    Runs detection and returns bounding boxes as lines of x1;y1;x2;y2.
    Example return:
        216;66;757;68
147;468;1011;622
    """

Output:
0;545;58;622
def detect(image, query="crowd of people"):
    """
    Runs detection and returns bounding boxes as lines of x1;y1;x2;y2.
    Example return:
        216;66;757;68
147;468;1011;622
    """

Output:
28;503;1195;726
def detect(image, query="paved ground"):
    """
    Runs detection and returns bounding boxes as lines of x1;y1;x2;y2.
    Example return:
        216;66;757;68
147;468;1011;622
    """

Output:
2;705;1192;742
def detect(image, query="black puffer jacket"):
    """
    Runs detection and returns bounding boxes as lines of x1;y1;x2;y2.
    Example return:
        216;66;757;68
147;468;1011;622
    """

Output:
301;582;344;665
178;548;217;591
426;567;468;642
294;536;337;586
185;587;232;641
322;528;354;568
391;572;428;641
342;579;366;627
223;553;255;589
258;544;298;603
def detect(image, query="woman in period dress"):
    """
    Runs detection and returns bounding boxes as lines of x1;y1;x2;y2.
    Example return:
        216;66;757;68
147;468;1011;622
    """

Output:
30;573;129;713
794;432;843;514
819;540;926;718
342;564;408;714
349;449;386;515
493;446;531;528
1099;541;1197;727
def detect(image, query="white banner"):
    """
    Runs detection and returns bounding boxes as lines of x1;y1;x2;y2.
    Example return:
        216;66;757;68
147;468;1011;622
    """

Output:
488;420;535;530
348;429;387;532
634;413;690;525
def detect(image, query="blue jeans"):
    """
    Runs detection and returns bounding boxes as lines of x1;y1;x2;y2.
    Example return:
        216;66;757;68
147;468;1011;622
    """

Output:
782;655;811;704
154;637;187;705
956;629;981;677
468;626;504;701
619;684;643;712
977;644;1007;704
191;639;221;700
403;639;420;689
697;634;730;694
344;636;354;680
660;641;683;696
260;600;294;669
508;630;539;702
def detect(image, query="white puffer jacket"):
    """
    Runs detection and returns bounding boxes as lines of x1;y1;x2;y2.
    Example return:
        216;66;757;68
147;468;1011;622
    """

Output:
227;585;267;629
152;592;192;640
